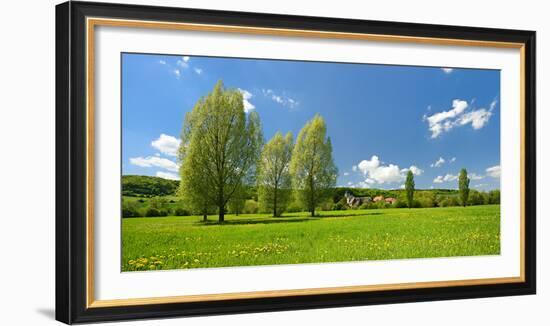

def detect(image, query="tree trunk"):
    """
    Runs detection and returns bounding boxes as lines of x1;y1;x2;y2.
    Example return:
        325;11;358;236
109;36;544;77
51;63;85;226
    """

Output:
309;176;315;217
218;188;225;222
273;185;278;217
219;206;225;223
203;214;207;221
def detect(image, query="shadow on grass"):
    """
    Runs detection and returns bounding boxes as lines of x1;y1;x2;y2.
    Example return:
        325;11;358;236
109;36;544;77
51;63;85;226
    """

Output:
280;211;384;218
195;211;384;226
318;212;384;218
196;217;314;226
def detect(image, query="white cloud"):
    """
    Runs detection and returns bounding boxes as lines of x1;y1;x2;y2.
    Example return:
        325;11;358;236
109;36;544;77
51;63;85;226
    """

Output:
401;165;423;176
357;155;380;175
490;99;498;111
352;165;357;172
343;172;349;176
431;157;446;168
160;56;203;79
408;165;424;176
486;165;501;178
425;100;468;138
441;68;454;74
456;108;493;130
444;174;458;182
470;173;485;181
172;69;181;79
262;89;299;109
424;99;495;138
129;156;179;172
474;183;488;188
433;173;458;184
156;171;180;180
238;88;255;113
151;134;181;157
176;56;190;68
356;155;420;185
354;180;373;188
450;157;456;163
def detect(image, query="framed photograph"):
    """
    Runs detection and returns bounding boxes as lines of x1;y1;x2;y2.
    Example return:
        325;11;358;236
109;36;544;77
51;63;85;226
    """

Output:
56;1;536;324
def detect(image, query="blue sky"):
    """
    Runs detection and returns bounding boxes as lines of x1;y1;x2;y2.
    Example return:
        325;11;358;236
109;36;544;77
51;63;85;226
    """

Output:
122;53;501;190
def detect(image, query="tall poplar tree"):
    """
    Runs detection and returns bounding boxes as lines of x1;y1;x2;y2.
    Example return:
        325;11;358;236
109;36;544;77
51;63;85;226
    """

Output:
458;168;470;207
290;114;337;217
178;81;263;222
257;132;294;217
405;170;415;208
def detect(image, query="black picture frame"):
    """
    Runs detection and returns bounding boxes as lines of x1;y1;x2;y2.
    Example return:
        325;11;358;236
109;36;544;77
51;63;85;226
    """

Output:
56;1;536;324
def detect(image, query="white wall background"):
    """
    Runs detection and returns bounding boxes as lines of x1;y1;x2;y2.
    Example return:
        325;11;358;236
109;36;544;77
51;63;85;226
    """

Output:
0;0;546;324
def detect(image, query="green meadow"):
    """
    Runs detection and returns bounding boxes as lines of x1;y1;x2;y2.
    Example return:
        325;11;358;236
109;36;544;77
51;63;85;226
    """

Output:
122;205;500;271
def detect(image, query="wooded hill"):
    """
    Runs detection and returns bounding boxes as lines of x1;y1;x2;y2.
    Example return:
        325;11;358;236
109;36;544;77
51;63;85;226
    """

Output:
122;175;179;197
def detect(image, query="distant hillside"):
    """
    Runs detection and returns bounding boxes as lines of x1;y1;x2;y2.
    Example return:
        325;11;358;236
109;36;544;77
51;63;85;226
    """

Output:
122;175;179;197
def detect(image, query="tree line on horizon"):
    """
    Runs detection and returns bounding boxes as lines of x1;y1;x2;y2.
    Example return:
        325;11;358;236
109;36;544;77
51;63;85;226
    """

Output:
121;175;501;218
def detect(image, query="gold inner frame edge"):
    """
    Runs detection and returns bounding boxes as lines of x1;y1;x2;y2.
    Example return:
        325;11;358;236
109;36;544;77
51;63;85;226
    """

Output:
85;17;527;309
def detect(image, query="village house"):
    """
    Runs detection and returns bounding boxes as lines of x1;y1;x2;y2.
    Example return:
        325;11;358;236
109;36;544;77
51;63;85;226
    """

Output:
373;195;384;202
385;197;397;205
344;191;372;208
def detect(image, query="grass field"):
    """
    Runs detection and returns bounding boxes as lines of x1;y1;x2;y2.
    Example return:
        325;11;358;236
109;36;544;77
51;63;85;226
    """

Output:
121;205;500;271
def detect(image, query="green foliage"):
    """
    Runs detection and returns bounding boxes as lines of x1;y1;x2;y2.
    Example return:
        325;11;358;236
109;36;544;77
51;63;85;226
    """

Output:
394;200;408;208
178;81;263;222
257;132;294;217
405;170;415;208
149;196;168;209
358;202;372;210
439;196;460;207
416;191;437;208
487;190;501;204
319;199;335;211
145;207;169;217
285;201;303;213
122;175;179;197
332;202;346;211
290;115;338;216
458;168;471;207
468;190;485;206
174;207;191;216
228;184;247;215
122;201;142;218
122;205;500;271
243;199;259;214
369;201;390;209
